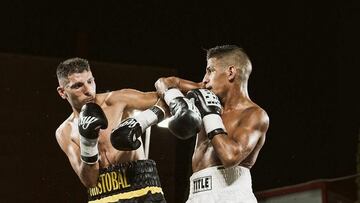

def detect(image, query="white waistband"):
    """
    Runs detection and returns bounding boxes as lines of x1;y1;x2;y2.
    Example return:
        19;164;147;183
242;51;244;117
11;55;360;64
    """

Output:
189;166;253;196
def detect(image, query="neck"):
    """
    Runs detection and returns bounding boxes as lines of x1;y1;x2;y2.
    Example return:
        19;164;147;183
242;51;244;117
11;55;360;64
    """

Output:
72;107;81;117
221;83;250;111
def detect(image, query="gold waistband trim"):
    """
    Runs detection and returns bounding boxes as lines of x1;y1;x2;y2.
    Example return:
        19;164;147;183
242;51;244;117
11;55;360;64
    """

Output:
88;186;163;203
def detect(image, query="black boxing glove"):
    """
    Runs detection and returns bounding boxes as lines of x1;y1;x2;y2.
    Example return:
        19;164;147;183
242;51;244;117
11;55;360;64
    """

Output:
111;105;165;151
164;88;202;140
78;103;108;164
186;89;227;139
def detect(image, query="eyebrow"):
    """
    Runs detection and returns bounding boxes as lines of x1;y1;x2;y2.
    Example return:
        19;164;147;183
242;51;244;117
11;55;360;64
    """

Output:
206;66;215;71
67;82;83;88
66;77;94;88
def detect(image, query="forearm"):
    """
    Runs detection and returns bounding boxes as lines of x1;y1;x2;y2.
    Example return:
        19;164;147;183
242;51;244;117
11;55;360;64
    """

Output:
177;78;204;93
155;98;170;117
211;136;245;168
185;88;242;166
155;76;204;96
78;162;100;188
111;89;159;111
77;103;107;187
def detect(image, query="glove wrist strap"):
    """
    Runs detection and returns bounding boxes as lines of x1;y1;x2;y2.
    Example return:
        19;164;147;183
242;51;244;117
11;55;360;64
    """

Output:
203;114;227;139
134;105;165;133
150;105;165;122
79;136;99;164
164;88;184;105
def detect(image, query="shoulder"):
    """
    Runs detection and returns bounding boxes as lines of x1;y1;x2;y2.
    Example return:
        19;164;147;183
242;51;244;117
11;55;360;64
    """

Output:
55;115;74;143
248;105;269;122
242;105;269;131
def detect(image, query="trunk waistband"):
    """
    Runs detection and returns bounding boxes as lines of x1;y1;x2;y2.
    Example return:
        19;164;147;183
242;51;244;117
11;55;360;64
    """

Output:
88;159;163;202
189;165;253;196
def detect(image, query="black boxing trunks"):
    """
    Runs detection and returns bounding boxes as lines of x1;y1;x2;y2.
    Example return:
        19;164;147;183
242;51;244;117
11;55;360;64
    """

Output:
87;159;166;203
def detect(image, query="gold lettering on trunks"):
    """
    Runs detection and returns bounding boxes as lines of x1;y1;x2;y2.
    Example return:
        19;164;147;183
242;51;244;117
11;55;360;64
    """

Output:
88;169;131;197
111;171;119;190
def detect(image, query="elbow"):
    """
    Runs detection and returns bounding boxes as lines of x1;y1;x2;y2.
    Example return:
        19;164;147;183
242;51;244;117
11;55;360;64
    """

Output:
82;178;98;188
78;164;99;188
157;77;178;88
155;77;180;96
221;156;240;168
155;77;166;84
220;149;243;168
155;77;168;85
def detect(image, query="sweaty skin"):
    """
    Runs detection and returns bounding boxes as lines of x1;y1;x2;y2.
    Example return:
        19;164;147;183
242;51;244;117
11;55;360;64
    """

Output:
56;70;165;187
155;57;269;173
192;101;268;171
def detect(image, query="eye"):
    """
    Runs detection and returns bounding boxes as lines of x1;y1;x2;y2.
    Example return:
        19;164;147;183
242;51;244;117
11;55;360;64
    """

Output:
75;84;82;89
71;83;83;89
87;78;94;84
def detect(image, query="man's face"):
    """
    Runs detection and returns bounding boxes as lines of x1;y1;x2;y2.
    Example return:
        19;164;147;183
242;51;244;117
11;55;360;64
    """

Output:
57;70;96;111
202;57;227;96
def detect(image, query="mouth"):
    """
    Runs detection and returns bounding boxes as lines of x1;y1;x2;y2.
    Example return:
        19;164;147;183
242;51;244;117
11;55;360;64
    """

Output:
84;97;95;103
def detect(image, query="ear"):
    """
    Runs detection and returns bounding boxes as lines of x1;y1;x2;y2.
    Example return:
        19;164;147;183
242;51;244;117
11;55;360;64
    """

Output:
227;66;237;82
57;86;67;99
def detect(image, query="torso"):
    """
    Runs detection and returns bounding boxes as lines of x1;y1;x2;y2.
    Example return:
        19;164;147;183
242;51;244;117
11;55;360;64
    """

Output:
61;93;145;169
192;103;266;172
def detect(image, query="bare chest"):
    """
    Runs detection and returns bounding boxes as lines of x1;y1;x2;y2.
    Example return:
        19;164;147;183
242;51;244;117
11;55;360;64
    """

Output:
192;111;247;168
70;104;141;167
197;111;241;142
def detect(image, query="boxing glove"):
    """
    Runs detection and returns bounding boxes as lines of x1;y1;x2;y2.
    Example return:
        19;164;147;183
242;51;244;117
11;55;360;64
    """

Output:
164;88;202;140
78;103;108;164
186;89;227;139
111;105;165;151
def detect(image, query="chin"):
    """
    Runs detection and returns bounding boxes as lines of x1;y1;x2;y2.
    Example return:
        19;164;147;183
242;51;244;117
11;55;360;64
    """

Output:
212;90;221;97
208;88;215;93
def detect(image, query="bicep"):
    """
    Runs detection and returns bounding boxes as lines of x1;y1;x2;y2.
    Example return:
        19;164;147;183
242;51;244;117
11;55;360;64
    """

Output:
233;126;264;155
232;110;269;154
56;132;82;176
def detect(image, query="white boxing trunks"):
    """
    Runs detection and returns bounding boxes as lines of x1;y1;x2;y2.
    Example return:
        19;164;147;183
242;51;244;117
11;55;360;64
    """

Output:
186;166;257;203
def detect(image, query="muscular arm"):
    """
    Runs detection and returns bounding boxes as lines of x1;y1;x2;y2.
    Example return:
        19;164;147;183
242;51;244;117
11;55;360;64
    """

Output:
106;89;164;111
155;76;205;96
212;108;269;168
56;125;99;188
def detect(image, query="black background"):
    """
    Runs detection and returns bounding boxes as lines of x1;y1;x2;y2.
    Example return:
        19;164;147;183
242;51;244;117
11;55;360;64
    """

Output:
0;0;358;202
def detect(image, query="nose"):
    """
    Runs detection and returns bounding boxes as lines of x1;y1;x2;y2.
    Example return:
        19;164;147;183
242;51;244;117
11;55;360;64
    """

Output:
83;83;92;96
202;74;209;84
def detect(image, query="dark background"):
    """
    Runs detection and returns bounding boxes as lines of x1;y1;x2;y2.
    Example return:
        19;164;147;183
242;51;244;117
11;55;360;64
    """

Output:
0;0;358;202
